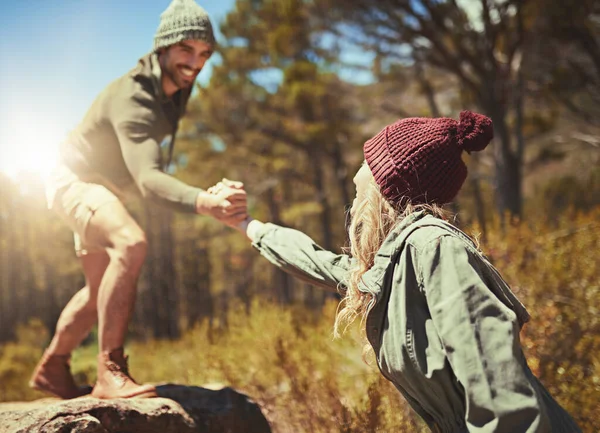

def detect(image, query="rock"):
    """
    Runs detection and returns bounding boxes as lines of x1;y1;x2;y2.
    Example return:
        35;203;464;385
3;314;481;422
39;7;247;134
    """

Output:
0;384;271;433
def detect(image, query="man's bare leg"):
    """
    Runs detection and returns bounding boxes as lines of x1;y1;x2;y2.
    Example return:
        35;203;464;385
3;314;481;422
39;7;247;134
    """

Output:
83;202;146;352
29;252;109;399
46;252;110;355
83;201;156;399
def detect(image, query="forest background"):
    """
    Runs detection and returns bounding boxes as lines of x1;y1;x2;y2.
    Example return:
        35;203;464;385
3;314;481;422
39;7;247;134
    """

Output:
1;1;599;432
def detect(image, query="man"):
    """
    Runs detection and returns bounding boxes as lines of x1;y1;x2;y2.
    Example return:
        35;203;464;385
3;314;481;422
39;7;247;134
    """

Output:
29;0;245;400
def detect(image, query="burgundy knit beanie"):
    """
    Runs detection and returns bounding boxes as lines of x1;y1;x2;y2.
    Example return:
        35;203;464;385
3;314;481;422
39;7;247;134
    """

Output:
364;110;493;207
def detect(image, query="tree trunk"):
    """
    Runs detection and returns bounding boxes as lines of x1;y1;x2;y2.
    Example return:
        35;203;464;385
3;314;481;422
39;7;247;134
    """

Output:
5;192;20;340
416;61;441;117
488;109;522;218
469;157;487;240
143;203;181;340
158;207;179;339
514;2;526;180
21;204;37;319
265;184;293;304
310;150;334;250
182;222;213;329
142;202;162;338
330;141;352;209
42;261;60;333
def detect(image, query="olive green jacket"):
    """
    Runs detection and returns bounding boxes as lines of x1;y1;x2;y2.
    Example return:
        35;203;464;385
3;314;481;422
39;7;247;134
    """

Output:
252;212;581;433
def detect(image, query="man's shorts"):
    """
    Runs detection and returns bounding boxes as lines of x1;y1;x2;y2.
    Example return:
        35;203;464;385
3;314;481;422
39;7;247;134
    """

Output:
46;164;120;257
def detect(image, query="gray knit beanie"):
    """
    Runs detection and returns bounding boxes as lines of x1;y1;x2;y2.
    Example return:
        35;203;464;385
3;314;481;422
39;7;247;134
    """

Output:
153;0;216;51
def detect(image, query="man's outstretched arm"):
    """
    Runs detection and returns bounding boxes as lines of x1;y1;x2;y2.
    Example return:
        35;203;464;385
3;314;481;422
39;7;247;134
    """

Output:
115;118;246;223
116;116;202;213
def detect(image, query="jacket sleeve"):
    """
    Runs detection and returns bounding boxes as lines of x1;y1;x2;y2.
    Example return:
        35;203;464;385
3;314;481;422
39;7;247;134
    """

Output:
252;223;353;292
113;98;202;213
418;235;550;433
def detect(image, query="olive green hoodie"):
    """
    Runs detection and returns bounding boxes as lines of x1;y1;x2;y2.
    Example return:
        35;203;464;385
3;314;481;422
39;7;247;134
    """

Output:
60;52;202;212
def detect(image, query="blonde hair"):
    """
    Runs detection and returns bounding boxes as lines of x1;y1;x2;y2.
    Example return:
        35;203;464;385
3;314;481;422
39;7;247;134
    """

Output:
334;176;447;343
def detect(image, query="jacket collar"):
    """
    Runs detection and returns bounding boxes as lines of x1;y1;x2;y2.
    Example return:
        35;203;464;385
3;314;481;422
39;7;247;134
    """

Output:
357;210;427;298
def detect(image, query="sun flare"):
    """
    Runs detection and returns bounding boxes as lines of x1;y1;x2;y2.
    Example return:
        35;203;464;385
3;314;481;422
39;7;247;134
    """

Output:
0;114;67;182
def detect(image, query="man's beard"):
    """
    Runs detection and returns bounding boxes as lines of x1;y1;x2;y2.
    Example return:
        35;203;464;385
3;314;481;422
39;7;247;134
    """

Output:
164;62;196;90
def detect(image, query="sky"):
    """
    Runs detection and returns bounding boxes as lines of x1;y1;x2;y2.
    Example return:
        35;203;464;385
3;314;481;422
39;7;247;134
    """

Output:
0;0;236;180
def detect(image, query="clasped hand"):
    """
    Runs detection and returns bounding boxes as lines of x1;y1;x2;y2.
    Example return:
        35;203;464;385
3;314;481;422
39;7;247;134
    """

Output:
196;178;248;227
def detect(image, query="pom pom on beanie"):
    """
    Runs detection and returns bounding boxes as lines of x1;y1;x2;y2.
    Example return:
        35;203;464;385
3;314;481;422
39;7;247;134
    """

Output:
457;110;494;152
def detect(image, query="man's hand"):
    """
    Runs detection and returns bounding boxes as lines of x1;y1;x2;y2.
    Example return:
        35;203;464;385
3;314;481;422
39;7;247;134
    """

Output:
207;178;244;193
196;180;247;227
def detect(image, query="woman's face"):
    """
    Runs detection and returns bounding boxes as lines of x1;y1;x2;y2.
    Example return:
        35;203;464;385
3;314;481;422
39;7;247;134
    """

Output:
351;162;373;214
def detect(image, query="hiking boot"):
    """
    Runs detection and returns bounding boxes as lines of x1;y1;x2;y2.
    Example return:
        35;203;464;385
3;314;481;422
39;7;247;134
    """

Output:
91;348;157;399
29;351;93;399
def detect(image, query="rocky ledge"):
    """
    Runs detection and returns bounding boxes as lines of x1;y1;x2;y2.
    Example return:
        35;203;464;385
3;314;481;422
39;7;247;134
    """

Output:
0;384;271;433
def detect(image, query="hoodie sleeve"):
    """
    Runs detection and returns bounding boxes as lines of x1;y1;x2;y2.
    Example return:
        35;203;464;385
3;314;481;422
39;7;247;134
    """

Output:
112;92;202;213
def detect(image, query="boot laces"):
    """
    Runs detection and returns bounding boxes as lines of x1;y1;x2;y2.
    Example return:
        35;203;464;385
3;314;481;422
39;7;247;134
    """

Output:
106;356;131;385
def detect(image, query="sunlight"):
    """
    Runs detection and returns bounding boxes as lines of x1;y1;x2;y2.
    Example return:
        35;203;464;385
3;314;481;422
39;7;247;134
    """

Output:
0;113;67;182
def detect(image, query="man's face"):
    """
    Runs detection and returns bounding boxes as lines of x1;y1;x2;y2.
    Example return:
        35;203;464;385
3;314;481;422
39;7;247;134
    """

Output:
159;39;213;92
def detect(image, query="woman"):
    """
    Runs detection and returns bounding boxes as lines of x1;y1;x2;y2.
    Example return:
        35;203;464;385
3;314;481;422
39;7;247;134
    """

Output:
225;111;581;432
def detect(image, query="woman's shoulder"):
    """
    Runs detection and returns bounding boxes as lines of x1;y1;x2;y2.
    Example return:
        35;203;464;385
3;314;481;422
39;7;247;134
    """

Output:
403;215;478;253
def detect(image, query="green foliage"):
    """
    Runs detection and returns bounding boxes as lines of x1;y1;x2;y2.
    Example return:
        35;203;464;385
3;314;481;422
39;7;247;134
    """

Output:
0;319;48;402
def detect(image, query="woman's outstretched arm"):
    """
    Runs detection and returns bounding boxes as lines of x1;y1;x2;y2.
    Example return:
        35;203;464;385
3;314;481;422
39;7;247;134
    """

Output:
237;218;353;292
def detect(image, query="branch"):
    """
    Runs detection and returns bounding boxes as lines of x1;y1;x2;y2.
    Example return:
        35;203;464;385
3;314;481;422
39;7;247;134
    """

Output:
257;126;309;153
421;0;489;76
408;9;482;96
572;27;600;76
553;94;599;125
380;102;414;118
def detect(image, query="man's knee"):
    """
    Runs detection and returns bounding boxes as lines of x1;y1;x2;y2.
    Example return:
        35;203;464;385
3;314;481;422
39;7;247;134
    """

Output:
76;286;98;313
81;289;98;315
110;228;148;267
